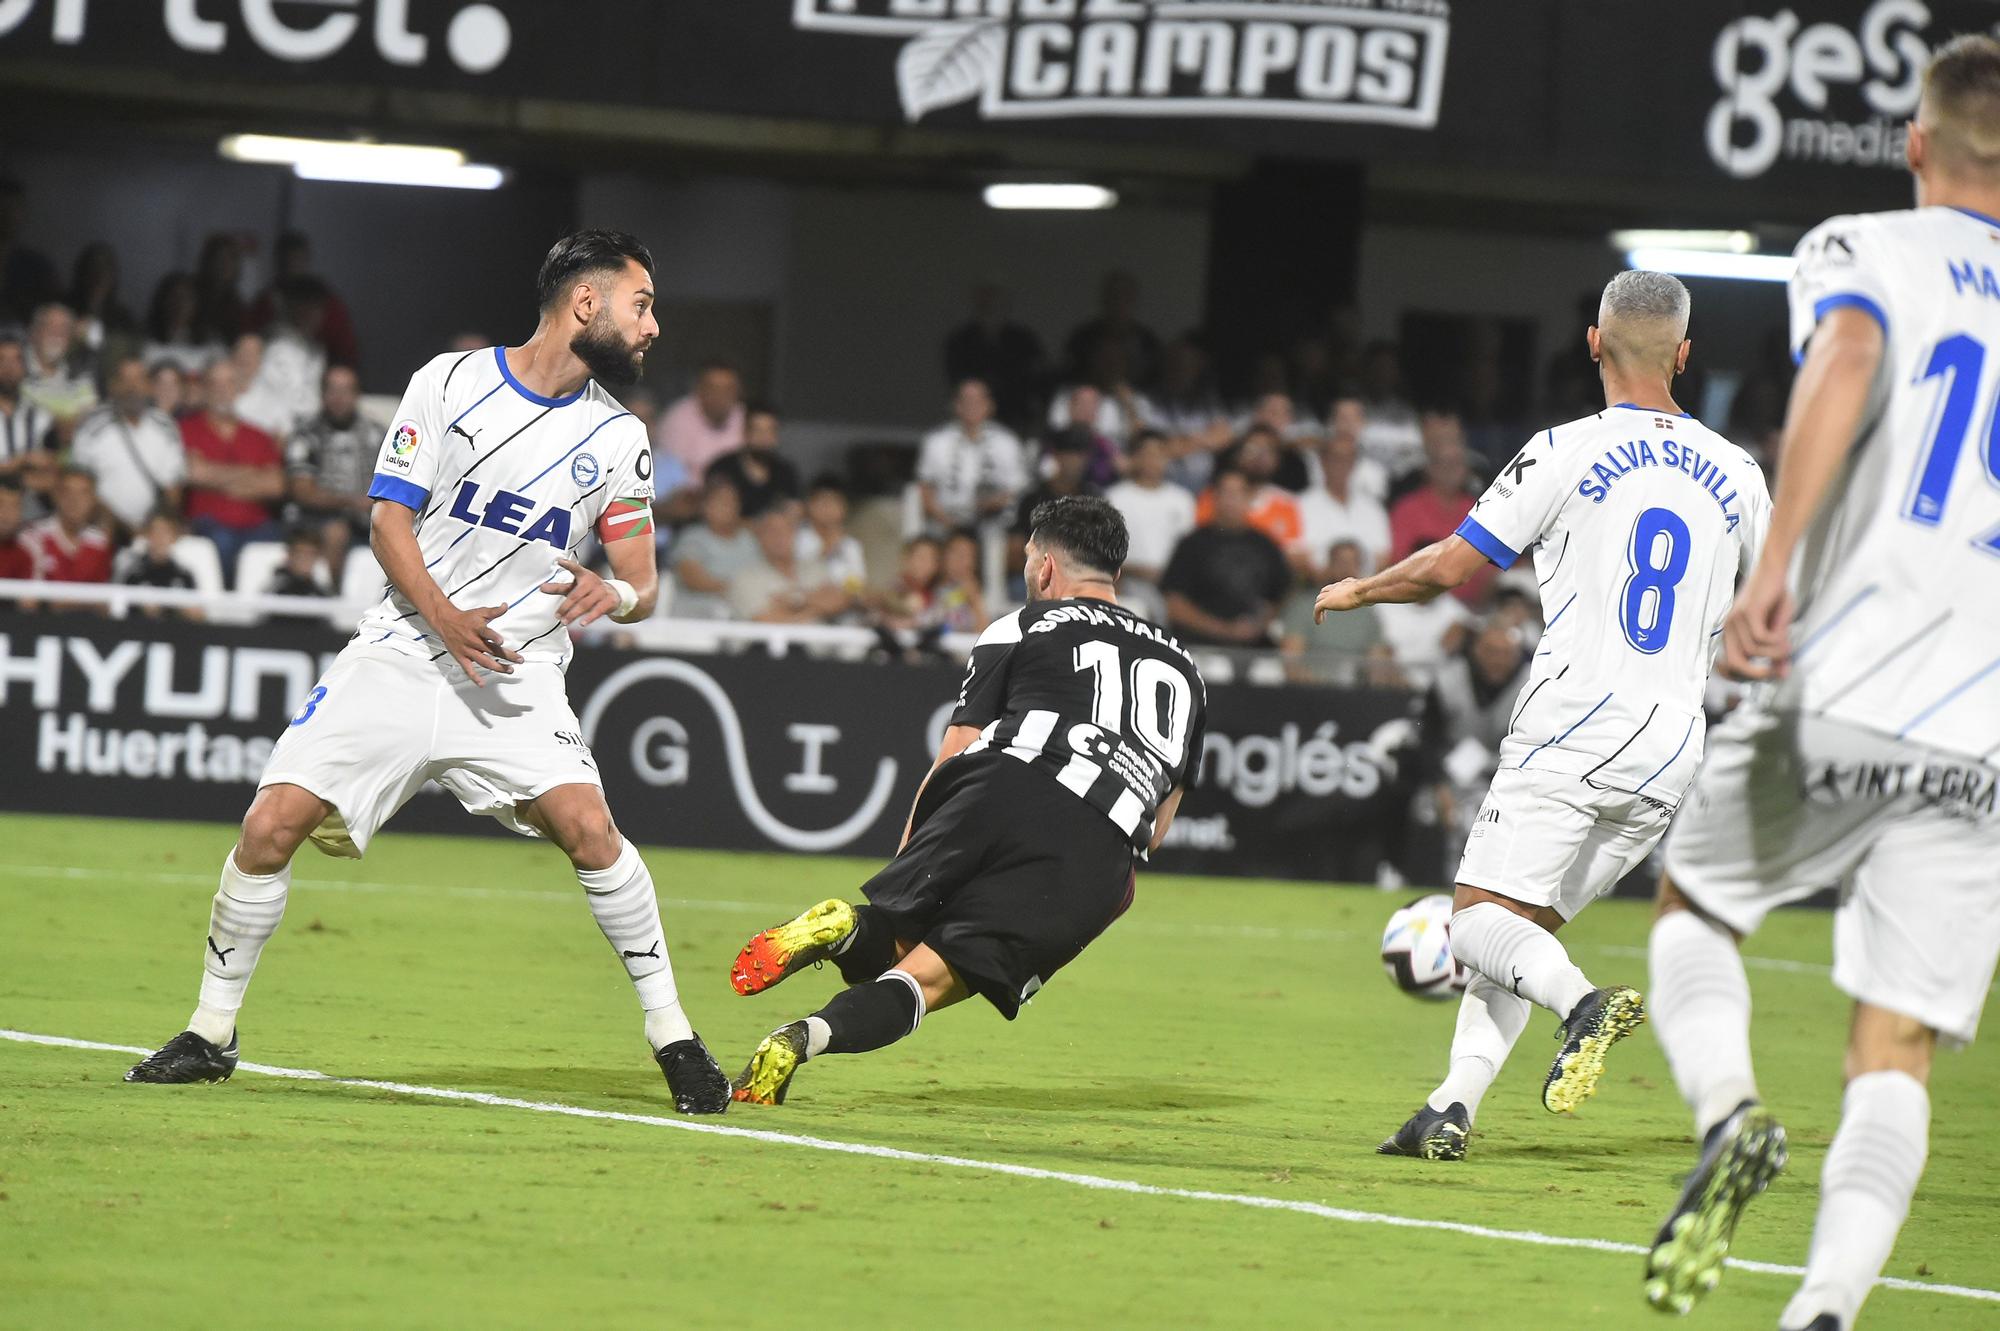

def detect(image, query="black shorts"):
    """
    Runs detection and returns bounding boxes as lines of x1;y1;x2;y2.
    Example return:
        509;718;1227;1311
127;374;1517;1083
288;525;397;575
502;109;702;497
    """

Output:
861;752;1137;1019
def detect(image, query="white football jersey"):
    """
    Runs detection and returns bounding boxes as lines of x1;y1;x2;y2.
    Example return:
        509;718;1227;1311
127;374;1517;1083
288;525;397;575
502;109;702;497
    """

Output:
358;346;654;665
1781;206;2000;761
1457;407;1770;801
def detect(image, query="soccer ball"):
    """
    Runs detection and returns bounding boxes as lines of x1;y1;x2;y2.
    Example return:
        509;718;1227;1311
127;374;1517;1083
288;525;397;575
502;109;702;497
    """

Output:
1380;894;1470;1001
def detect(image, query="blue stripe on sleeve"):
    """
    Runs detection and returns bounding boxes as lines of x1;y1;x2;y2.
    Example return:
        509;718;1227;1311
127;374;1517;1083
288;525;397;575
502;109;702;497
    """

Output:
1812;293;1887;335
1455;516;1520;570
368;473;429;510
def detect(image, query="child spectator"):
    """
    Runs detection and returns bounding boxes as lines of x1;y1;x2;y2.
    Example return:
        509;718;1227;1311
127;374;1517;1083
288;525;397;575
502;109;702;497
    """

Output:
20;466;113;609
796;474;867;602
118;507;202;621
264;527;331;625
934;528;990;633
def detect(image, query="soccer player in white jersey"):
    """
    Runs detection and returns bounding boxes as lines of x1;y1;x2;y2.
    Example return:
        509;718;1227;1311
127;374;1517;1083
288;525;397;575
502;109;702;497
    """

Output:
125;230;731;1114
1315;273;1769;1158
1643;39;2000;1328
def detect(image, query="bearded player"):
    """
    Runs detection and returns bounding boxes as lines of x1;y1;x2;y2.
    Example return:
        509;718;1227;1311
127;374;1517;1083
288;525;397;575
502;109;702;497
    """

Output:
724;496;1206;1105
1643;38;2000;1327
1317;272;1768;1157
125;230;731;1114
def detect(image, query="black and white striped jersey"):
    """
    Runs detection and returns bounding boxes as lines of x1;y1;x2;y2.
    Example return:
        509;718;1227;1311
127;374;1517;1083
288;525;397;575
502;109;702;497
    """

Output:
0;396;55;463
950;597;1207;853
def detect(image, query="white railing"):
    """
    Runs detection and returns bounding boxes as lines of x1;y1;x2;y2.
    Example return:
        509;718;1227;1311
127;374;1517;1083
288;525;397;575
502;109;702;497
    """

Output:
0;580;1409;686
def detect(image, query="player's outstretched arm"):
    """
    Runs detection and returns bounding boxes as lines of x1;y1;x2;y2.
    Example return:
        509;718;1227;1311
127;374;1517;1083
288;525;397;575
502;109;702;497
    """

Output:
1314;534;1486;622
371;498;522;684
1722;306;1883;680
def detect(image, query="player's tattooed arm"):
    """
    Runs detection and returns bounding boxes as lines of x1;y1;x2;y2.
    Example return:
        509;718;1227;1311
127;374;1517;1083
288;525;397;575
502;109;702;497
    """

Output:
1722;305;1882;681
1314;534;1487;621
370;499;523;684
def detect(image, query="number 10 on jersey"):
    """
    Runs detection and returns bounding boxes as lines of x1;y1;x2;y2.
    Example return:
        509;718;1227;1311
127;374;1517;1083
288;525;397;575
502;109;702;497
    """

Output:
1074;641;1194;767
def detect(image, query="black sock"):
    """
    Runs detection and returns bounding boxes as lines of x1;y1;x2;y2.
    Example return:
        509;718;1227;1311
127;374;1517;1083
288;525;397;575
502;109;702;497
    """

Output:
834;905;899;985
814;974;921;1056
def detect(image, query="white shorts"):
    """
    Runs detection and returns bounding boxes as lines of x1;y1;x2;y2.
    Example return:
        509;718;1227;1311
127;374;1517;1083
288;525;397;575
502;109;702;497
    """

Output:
1664;706;2000;1047
1456;765;1674;921
259;643;600;858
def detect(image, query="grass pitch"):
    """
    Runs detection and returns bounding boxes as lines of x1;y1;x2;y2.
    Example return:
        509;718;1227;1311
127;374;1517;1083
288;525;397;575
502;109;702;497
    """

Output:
1;813;1994;1330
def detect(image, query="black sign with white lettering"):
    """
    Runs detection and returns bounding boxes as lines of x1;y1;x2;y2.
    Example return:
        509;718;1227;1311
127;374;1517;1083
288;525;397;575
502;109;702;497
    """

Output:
0;612;1425;883
2;2;1993;201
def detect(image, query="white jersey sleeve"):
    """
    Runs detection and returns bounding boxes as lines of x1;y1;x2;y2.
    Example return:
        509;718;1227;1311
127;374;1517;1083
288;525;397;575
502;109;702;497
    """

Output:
1456;429;1571;569
1787;216;1893;360
367;352;459;511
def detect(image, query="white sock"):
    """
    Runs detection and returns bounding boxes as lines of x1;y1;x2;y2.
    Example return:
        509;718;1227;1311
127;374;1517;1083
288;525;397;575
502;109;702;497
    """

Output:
804;1015;831;1059
1780;1070;1930;1331
1448;901;1595;1018
577;840;693;1051
1426;973;1531;1123
1649;909;1758;1136
188;851;290;1045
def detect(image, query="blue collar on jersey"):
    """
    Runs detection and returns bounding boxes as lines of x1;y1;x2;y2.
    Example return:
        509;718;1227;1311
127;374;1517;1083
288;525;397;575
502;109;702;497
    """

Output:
1610;402;1693;418
493;345;586;408
1947;205;2000;230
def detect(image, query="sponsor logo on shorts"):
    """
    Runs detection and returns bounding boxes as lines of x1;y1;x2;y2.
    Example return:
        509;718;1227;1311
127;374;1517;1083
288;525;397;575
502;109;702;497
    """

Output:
1801;759;2000;818
571;452;600;487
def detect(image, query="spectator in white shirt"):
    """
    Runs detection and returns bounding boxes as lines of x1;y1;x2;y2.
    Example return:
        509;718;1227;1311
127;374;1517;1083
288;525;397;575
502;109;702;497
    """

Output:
71;353;186;537
1377;593;1474;683
22;302;97;441
1327;396;1388;504
916;377;1026;533
1293;426;1390;579
1355;343;1425;485
237;279;331;441
1104;430;1193;619
796;474;868;597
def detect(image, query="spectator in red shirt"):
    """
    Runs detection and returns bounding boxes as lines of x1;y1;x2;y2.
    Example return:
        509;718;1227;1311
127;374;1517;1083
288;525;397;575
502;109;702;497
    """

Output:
181;358;284;578
20;467;113;608
1388;412;1493;607
0;478;32;587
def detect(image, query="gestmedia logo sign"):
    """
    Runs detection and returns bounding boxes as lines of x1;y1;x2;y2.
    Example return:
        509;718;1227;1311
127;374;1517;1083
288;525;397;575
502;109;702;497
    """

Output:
0;1;513;74
794;0;1452;128
1706;0;1960;179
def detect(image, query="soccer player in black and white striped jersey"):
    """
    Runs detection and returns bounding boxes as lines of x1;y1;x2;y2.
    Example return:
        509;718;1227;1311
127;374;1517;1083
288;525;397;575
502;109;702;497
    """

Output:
726;495;1208;1106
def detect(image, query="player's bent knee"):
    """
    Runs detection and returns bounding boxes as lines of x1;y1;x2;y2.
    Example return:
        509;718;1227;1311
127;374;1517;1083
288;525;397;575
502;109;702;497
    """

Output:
237;784;325;873
1452;884;1563;933
1845;1003;1937;1086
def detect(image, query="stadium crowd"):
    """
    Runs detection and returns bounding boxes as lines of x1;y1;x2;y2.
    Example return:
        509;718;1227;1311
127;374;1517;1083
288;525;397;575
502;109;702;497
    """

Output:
0;181;1794;707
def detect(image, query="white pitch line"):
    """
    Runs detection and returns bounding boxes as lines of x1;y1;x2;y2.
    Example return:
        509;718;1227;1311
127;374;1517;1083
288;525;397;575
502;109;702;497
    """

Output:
5;1029;1996;1307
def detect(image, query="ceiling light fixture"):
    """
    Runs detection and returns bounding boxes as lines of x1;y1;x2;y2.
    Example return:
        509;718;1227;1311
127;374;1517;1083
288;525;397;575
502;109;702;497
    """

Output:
983;183;1119;211
1624;247;1795;283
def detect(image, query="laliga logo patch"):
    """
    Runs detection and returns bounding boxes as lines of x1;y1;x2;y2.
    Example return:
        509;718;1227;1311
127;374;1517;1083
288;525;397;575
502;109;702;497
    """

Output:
571;452;601;487
385;420;420;473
